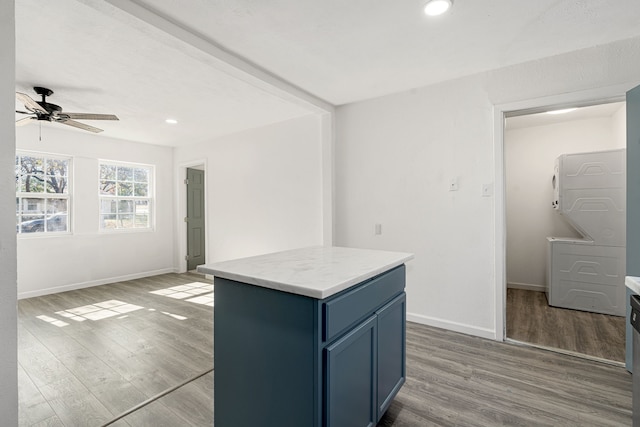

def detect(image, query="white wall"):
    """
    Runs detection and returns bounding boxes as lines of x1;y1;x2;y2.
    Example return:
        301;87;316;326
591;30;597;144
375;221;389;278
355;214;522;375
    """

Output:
335;36;640;339
612;102;627;147
505;111;626;290
16;125;175;298
1;0;18;424
173;114;324;265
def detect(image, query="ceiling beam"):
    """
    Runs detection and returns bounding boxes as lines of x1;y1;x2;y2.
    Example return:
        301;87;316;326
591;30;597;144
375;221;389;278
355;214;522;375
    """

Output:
78;0;334;115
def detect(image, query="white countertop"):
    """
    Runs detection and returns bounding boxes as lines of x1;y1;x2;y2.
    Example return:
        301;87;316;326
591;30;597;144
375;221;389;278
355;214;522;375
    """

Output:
626;276;640;294
197;246;414;299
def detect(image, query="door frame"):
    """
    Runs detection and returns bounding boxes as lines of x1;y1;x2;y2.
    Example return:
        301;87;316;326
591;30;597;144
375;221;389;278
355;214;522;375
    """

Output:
493;83;631;341
177;159;208;273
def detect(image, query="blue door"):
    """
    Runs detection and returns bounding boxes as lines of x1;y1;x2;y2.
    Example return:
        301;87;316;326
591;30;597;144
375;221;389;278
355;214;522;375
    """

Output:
376;293;406;419
324;315;377;427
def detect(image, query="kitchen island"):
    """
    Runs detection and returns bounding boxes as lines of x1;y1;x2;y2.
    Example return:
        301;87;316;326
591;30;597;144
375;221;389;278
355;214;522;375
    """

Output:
198;246;413;427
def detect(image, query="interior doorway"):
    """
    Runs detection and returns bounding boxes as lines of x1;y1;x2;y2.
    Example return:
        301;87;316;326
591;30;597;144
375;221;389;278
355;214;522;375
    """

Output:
503;101;627;363
186;166;206;271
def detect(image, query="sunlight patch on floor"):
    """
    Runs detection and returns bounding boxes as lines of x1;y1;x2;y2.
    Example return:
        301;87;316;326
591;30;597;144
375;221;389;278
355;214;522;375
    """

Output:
149;282;214;306
36;300;145;327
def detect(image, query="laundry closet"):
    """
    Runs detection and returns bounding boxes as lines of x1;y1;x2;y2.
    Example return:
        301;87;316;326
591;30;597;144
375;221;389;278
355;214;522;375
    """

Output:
505;101;627;361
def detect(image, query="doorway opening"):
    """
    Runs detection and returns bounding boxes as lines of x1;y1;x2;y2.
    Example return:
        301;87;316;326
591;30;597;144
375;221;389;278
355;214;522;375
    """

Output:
503;100;626;363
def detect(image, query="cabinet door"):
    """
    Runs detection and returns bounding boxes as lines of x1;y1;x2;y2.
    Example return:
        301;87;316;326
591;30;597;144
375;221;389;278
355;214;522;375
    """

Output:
376;292;406;420
324;315;377;427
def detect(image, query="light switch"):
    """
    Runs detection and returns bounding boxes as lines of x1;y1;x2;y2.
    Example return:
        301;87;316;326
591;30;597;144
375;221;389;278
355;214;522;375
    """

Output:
374;223;382;235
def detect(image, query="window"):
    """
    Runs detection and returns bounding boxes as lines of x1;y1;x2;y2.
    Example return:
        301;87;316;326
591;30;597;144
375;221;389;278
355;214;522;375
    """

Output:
16;153;71;234
99;162;153;230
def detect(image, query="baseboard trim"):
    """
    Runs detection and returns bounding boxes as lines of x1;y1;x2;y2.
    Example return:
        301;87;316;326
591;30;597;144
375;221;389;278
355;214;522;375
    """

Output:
507;282;546;292
18;268;178;299
407;312;496;340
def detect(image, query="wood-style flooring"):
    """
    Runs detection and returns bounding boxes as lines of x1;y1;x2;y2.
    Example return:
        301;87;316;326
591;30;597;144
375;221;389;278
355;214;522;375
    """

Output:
507;288;626;363
382;323;631;426
18;274;633;426
18;273;214;427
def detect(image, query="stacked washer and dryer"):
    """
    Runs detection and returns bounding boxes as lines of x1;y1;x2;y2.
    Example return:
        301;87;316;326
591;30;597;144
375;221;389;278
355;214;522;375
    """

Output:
546;148;626;316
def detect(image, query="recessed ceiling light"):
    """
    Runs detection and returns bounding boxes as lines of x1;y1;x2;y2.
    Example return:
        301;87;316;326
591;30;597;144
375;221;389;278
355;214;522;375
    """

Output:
165;119;178;124
424;0;452;16
546;108;577;115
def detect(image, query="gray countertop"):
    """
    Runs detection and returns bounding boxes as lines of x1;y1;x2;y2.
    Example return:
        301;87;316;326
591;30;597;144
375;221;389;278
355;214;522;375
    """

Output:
197;246;414;299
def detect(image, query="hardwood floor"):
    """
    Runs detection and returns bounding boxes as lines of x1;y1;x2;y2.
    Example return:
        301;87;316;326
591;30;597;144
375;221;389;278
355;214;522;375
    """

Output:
18;273;214;427
506;288;626;362
380;322;631;427
18;274;632;426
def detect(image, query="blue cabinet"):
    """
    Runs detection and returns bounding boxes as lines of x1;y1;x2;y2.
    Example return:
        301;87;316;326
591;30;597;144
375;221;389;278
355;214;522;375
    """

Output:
214;265;407;427
376;294;407;416
325;315;378;427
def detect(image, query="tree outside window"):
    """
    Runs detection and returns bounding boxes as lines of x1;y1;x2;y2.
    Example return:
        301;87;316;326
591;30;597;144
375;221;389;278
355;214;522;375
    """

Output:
16;153;70;234
99;162;152;230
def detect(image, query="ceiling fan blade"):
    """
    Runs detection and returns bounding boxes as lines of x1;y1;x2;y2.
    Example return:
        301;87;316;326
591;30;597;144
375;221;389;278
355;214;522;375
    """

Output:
16;110;33;115
16;92;47;114
62;113;119;121
59;119;103;133
15;117;36;127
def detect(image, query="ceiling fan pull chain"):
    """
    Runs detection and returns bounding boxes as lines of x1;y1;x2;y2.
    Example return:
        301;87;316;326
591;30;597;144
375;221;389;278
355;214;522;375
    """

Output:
39;122;41;142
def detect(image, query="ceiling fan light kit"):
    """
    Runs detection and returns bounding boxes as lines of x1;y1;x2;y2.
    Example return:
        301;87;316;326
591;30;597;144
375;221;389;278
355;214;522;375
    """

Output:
15;86;119;133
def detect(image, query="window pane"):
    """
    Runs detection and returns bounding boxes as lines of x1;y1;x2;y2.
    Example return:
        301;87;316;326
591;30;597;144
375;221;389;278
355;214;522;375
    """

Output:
119;214;133;228
134;183;148;197
24;174;45;193
46;214;67;232
135;215;149;228
100;214;117;230
117;167;133;181
100;164;116;180
118;200;134;213
21;198;45;215
15;158;22;191
20;156;44;175
134;168;148;183
100;180;116;195
19;215;45;233
46;175;68;194
46;158;68;177
135;200;149;213
100;199;117;214
45;157;69;194
47;198;68;215
117;182;133;196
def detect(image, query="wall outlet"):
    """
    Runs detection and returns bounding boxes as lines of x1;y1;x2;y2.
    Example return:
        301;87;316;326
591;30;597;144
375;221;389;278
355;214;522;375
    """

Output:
374;223;382;235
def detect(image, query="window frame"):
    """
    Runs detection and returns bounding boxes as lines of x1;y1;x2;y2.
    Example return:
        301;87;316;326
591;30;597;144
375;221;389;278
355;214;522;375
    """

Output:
15;151;73;237
98;160;155;233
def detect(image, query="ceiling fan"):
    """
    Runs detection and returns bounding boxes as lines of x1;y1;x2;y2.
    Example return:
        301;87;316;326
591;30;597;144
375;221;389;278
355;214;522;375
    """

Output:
15;86;119;133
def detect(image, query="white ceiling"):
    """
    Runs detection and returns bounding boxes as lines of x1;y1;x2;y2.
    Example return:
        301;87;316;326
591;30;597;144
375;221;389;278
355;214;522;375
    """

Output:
14;0;640;147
